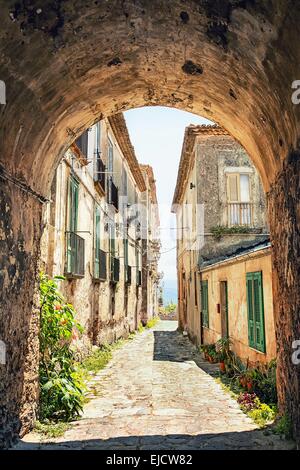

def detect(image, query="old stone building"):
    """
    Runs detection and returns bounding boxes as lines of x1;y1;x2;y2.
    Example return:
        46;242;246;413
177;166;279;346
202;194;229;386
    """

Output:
172;125;275;364
140;165;161;325
41;114;160;349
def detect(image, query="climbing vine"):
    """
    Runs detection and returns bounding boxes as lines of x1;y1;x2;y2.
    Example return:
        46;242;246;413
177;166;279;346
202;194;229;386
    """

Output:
39;273;85;421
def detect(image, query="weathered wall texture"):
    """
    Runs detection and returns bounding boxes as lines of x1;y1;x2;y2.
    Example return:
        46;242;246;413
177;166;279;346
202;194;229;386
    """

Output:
0;180;41;447
200;249;276;364
196;133;268;257
268;155;300;443
0;0;300;446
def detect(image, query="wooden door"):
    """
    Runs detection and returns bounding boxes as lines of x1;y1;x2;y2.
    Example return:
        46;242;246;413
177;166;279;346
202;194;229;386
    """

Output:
220;281;229;338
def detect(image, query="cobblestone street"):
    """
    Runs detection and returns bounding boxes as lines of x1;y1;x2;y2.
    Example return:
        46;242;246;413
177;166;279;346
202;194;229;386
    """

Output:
15;321;294;450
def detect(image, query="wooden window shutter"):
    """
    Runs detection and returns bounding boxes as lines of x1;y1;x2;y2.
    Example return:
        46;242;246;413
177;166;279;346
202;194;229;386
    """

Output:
201;280;209;328
227;174;239;202
94;205;101;278
246;274;255;348
246;272;266;353
253;272;266;352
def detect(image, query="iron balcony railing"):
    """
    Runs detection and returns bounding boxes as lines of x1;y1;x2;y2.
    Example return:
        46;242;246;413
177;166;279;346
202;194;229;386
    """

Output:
126;265;132;285
94;152;106;193
228;202;253;227
110;256;120;283
94;248;107;281
108;177;119;211
65;231;85;278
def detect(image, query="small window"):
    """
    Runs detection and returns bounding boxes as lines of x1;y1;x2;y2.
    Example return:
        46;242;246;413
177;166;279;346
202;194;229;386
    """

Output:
227;173;252;226
201;280;209;328
246;272;266;353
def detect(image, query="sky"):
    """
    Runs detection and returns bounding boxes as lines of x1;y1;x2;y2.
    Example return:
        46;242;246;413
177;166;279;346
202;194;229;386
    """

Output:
125;106;212;282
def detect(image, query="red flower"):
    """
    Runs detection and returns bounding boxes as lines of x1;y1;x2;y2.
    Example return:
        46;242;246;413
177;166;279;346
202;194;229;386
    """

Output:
55;304;62;311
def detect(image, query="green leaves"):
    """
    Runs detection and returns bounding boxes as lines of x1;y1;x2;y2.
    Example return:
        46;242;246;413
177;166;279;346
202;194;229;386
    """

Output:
39;272;85;422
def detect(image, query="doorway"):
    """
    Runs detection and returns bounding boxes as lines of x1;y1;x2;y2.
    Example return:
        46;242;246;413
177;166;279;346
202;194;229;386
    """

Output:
220;281;229;339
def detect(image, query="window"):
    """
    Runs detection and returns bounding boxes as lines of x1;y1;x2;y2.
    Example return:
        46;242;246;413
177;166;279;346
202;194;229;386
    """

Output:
122;165;128;196
246;272;266;353
66;175;85;277
109;220;119;283
226;173;252;226
94;204;101;277
201;280;209;327
68;174;79;233
107;138;113;174
95;122;101;153
75;130;88;158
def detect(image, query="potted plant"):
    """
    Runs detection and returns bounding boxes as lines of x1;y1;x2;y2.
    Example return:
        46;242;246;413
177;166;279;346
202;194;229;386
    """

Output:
200;344;218;363
245;369;254;392
216;337;232;373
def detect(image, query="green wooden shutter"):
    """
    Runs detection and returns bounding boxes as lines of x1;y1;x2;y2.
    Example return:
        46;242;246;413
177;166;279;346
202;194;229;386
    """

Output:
253;272;266;352
246;274;255;348
94;204;101;278
201;280;209;328
246;272;266;353
67;175;79;273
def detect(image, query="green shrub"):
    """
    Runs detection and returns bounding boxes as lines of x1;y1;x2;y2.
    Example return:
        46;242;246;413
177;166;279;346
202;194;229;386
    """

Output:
164;302;177;313
79;344;112;375
251;360;277;405
273;414;293;439
39;273;85;421
248;403;276;427
145;316;160;329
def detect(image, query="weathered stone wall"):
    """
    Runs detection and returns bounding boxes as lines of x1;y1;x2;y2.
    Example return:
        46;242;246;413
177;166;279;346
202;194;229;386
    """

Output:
0;179;42;448
268;153;300;443
196;134;267;255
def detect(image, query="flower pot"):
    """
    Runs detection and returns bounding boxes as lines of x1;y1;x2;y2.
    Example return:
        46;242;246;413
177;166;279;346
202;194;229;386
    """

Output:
219;361;226;373
240;377;247;389
247;381;253;392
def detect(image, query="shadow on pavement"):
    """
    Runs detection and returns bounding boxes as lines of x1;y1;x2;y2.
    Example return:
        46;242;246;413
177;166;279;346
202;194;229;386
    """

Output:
12;428;294;450
153;329;219;377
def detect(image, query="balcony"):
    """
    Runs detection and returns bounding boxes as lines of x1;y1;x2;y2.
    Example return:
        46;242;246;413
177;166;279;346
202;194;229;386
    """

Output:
94;152;106;194
65;231;85;278
110;256;120;283
125;265;132;285
228;202;252;227
94;248;107;281
108;178;119;211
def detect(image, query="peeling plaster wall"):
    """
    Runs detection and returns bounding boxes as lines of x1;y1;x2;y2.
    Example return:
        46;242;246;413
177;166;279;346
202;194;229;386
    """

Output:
0;181;41;448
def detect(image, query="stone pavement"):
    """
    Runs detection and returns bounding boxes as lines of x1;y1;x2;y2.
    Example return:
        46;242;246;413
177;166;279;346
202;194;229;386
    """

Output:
14;321;294;450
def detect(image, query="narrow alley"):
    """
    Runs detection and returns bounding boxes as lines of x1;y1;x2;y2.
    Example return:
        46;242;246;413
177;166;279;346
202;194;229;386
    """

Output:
15;321;292;450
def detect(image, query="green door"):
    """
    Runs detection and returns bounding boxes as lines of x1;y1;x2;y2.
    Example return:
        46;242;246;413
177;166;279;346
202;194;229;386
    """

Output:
246;272;266;353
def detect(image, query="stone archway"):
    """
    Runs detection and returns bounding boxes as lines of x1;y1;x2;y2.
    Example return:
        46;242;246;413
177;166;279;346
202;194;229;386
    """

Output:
0;0;300;446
